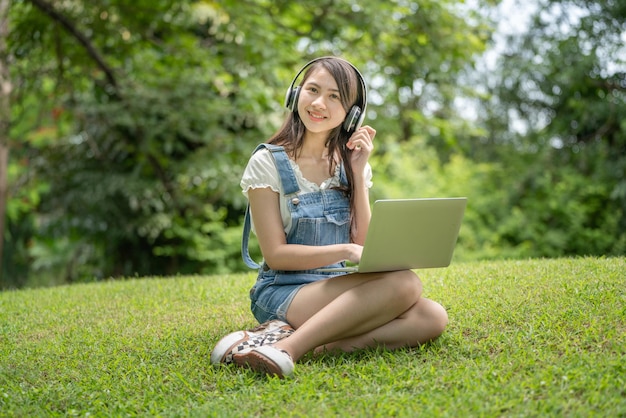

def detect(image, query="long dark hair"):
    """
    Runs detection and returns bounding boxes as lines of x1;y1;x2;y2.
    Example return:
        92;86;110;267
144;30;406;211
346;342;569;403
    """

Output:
268;57;366;235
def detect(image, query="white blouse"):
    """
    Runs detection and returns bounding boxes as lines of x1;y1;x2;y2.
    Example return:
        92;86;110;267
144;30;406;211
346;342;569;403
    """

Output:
241;148;373;234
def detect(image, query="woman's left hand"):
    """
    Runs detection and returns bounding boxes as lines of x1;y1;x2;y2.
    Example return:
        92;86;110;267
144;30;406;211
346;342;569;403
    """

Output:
346;125;376;167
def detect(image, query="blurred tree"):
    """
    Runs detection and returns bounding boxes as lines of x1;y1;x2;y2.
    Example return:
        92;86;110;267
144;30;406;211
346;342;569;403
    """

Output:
7;0;620;287
4;0;494;286
0;0;10;283
475;0;626;255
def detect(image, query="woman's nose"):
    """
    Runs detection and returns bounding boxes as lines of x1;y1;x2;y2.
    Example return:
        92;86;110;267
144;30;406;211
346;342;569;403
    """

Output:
311;95;326;108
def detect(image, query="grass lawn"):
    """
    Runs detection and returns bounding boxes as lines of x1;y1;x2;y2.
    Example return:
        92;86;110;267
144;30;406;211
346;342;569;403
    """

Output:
1;257;624;417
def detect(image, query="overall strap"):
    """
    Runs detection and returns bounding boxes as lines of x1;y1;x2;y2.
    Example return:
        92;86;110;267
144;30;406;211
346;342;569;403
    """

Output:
241;144;301;269
339;163;348;187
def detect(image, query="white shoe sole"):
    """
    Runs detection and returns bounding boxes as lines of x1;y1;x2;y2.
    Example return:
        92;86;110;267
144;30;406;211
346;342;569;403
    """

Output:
210;331;246;365
233;345;294;378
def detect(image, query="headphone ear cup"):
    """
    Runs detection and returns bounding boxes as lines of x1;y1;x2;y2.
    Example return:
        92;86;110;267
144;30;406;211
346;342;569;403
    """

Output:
285;86;301;112
343;106;362;132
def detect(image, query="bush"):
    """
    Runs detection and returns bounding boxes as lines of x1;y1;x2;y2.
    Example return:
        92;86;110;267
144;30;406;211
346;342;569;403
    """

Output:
370;137;625;261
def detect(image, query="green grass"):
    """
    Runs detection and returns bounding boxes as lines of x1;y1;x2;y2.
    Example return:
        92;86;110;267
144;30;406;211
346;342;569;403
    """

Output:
1;257;624;417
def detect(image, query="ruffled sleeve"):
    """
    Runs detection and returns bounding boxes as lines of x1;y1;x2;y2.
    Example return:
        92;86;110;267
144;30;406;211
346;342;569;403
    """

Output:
240;148;282;198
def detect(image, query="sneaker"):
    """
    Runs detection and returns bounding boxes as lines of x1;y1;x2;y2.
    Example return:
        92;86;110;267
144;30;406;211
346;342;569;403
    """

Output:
248;320;294;345
210;320;294;365
233;345;295;378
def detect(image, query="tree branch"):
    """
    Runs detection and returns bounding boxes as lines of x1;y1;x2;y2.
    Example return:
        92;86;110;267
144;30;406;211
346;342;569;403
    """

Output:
28;0;118;88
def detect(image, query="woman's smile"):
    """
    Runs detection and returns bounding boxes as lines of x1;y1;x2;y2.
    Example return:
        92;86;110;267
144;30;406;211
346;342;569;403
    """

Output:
307;110;327;121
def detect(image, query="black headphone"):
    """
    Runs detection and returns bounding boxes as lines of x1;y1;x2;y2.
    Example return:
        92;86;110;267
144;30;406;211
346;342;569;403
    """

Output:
284;57;368;133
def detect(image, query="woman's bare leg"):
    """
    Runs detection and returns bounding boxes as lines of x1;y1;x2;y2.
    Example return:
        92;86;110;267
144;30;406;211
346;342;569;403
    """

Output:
314;297;448;354
272;269;435;361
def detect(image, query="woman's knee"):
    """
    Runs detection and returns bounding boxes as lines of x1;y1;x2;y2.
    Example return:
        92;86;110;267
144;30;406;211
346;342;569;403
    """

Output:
420;298;448;340
385;269;423;303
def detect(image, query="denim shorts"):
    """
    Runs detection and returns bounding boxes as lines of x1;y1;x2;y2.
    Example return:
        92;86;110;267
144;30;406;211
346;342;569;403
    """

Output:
249;266;343;324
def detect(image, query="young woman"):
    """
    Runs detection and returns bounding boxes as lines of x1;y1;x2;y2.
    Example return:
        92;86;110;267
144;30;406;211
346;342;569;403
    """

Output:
210;57;448;377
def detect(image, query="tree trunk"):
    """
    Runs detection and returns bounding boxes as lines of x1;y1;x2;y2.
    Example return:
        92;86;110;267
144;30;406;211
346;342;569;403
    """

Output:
0;0;11;281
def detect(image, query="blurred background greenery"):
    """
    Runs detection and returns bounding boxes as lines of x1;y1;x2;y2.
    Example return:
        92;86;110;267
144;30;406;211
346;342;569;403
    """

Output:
1;0;624;289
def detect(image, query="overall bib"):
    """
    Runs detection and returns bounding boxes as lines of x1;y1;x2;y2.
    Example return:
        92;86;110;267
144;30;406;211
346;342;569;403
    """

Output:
242;144;351;323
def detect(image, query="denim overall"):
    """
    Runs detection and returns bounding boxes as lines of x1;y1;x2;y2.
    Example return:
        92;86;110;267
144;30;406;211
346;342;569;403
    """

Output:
242;143;351;323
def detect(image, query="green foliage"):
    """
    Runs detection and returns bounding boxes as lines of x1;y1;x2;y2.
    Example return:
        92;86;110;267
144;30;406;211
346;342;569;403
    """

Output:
4;0;624;288
1;258;624;415
371;137;626;260
6;0;285;284
482;0;626;248
4;0;495;286
498;150;626;257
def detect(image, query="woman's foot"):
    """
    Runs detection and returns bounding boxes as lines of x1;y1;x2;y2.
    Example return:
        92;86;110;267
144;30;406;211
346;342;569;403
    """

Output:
210;320;294;365
233;345;295;378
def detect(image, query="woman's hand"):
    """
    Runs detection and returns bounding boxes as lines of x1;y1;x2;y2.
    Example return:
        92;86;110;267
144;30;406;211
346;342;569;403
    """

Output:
344;243;364;264
346;125;376;172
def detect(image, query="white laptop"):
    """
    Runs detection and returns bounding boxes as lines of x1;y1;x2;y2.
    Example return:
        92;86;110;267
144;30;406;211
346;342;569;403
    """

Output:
318;197;467;273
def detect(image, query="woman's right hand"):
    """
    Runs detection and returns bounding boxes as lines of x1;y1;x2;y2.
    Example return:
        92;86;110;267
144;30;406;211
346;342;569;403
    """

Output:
344;243;364;264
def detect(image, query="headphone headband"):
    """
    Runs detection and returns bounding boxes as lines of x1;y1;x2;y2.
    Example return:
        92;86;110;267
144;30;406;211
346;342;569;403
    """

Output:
284;56;368;133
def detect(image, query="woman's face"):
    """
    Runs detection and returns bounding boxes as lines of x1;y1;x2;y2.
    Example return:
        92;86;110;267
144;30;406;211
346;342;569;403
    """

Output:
297;67;348;135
